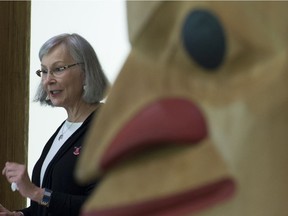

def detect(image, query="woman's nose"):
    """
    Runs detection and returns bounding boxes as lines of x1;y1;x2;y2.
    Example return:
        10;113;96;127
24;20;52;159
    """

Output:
42;72;56;84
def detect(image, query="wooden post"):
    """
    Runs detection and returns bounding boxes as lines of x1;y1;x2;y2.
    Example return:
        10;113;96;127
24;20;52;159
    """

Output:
0;1;30;210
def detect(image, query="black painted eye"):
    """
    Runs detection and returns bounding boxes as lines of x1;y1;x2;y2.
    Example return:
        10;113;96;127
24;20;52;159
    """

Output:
182;9;226;70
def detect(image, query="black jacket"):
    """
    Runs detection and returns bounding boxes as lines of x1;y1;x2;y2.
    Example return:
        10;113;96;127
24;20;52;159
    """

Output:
21;111;99;216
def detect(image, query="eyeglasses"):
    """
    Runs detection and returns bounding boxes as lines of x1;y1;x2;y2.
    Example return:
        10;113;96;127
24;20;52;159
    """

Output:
36;62;83;78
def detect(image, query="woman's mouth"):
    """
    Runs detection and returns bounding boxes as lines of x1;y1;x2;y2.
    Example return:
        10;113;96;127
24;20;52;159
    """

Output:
50;90;62;95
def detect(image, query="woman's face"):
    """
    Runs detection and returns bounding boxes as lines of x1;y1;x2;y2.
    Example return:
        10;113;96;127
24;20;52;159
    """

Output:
41;43;85;109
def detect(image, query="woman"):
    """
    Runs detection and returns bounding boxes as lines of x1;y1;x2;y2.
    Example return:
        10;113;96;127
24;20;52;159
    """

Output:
0;33;108;216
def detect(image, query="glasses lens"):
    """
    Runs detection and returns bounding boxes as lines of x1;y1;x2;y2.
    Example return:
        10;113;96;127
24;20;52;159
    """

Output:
53;69;65;77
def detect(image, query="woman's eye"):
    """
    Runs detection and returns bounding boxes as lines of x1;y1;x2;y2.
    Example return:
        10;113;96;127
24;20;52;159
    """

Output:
41;69;48;74
55;67;65;72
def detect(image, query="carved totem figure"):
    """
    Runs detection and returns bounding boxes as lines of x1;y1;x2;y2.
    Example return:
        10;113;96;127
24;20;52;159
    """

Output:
77;2;288;216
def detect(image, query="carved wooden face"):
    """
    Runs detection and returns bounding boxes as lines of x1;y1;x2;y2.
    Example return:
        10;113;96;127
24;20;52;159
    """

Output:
77;2;288;216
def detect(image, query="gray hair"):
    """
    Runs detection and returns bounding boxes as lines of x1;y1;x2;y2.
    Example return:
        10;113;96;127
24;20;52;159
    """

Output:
34;33;109;105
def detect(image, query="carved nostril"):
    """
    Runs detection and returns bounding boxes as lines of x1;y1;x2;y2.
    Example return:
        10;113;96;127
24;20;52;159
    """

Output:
182;9;226;70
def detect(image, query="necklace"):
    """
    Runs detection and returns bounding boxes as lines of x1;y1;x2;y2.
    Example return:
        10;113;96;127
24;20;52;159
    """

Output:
58;121;79;141
58;104;99;141
58;104;83;141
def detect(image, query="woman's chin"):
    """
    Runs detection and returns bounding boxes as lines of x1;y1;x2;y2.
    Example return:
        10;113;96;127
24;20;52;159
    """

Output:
50;100;63;107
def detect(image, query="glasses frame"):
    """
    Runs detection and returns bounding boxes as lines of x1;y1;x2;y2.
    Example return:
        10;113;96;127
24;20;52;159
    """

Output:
36;62;83;77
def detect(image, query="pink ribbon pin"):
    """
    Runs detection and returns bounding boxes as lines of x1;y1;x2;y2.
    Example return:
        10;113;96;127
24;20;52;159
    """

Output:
73;147;81;156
